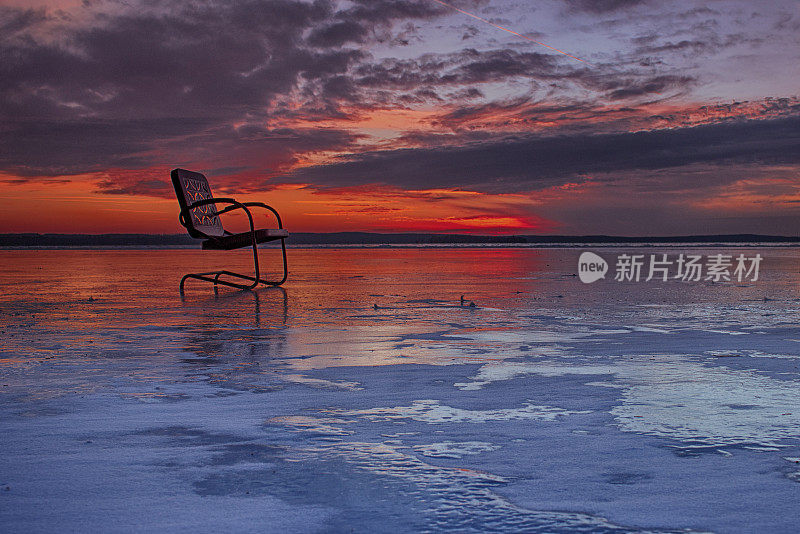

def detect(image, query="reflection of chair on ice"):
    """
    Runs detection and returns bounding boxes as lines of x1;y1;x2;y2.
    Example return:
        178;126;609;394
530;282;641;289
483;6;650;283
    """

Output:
248;287;288;328
180;287;288;366
180;286;288;328
171;168;288;293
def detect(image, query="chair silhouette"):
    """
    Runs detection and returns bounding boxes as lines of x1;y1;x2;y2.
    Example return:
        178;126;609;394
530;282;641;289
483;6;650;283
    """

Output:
171;168;288;292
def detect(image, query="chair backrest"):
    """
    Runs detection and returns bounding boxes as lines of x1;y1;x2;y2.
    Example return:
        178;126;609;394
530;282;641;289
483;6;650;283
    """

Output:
171;168;224;238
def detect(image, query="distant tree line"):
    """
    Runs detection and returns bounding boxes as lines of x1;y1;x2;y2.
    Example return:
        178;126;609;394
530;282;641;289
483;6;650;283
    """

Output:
1;232;798;247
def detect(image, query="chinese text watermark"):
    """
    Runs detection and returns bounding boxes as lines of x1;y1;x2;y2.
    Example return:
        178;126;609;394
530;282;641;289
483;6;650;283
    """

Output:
578;251;762;284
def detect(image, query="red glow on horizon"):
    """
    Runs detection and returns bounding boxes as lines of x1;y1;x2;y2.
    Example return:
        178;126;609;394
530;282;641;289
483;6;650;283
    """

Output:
0;174;552;235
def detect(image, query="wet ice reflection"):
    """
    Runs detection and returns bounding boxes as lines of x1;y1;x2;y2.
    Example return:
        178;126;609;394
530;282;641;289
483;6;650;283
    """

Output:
339;399;589;424
284;440;686;533
2;248;800;532
413;441;500;459
457;354;800;449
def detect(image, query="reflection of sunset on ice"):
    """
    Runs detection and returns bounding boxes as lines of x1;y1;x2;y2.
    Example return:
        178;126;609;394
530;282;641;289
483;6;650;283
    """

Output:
3;248;800;531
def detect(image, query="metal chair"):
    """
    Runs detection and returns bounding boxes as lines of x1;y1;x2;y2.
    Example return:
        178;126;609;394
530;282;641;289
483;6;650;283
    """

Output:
171;168;288;292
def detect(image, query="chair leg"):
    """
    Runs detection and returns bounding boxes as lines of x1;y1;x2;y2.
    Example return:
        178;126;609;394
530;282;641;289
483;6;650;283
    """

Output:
179;238;288;293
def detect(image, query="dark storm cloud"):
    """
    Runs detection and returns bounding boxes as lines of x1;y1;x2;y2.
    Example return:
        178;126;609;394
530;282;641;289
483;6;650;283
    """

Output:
341;0;447;23
604;75;695;100
564;0;647;14
0;6;47;34
95;176;174;197
90;125;360;196
0;0;451;178
455;49;558;82
1;0;331;175
308;20;370;47
0;118;211;177
301;0;455;48
279;115;800;193
354;48;560;90
634;39;711;55
2;0;792;205
461;25;479;40
310;0;453;47
2;0;342;119
435;97;532;124
630;32;763;61
351;46;695;106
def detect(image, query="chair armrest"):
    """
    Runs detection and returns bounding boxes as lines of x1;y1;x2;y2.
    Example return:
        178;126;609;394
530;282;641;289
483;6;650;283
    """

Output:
241;202;284;229
179;197;255;240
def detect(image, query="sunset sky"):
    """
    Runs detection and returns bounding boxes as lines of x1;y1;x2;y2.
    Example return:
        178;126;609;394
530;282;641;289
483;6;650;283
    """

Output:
1;0;798;235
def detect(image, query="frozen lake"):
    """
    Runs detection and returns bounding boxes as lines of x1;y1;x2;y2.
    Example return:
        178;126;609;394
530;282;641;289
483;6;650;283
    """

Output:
1;247;800;533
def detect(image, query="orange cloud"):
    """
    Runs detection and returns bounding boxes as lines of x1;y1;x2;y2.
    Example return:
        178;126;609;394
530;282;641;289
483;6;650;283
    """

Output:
0;171;553;234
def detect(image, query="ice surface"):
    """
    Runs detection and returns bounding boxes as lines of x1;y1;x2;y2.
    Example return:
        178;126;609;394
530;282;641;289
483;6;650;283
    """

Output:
413;441;500;459
339;399;589;423
456;354;800;448
2;248;800;533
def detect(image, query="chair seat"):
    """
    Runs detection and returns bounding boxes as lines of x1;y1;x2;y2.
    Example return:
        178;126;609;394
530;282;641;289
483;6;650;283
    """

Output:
202;229;289;250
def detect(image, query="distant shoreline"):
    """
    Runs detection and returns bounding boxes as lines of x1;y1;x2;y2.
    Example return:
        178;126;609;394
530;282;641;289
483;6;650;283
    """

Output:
1;232;799;249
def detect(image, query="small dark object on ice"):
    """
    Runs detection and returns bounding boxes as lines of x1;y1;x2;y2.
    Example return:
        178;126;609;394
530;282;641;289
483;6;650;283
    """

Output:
460;295;476;307
373;304;379;310
88;296;94;302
